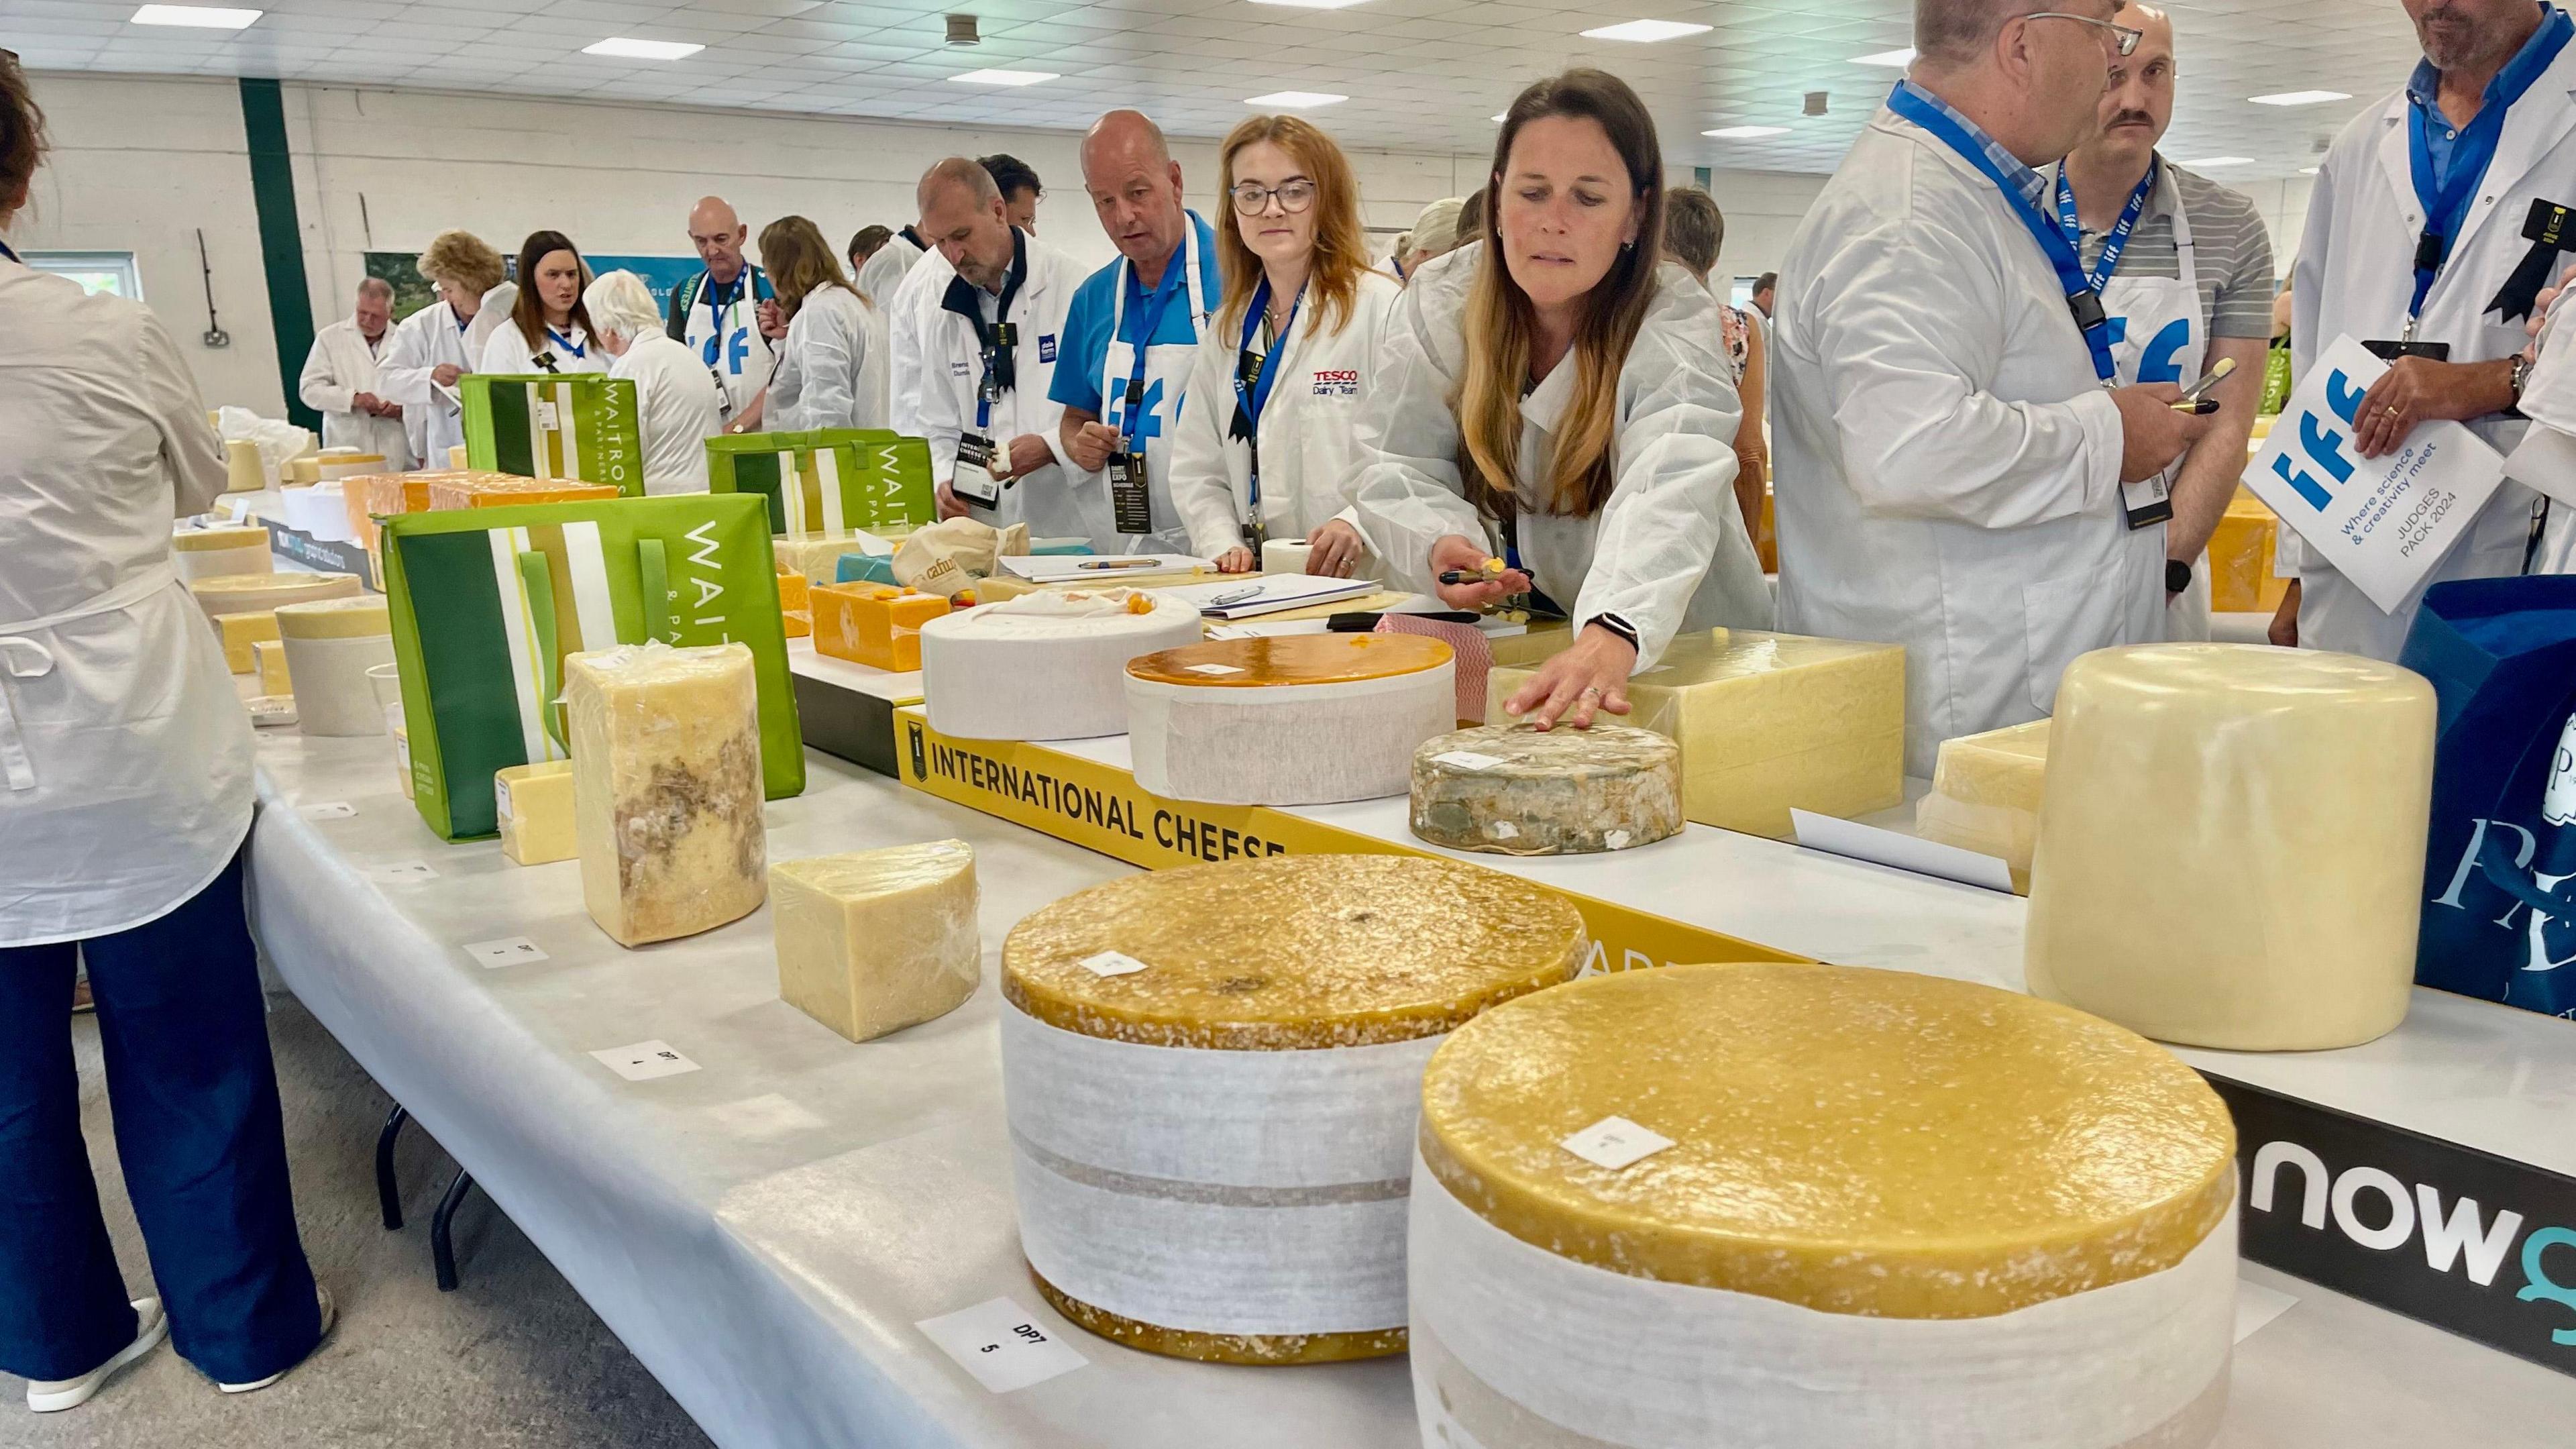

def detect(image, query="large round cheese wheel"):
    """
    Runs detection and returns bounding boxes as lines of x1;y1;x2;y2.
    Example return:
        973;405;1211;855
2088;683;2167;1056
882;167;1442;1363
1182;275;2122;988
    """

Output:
1000;854;1586;1364
918;588;1203;741
1411;963;2237;1448
1125;634;1454;806
1409;722;1682;855
188;570;362;619
2027;643;2434;1049
172;525;274;583
277;594;393;737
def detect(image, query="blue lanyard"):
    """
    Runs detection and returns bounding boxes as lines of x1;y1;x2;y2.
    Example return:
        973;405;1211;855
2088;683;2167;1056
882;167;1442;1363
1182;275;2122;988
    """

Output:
0;239;19;264
704;271;744;344
1116;252;1191;447
1888;82;2116;384
2054;160;2156;296
2406;7;2572;318
546;326;586;360
1232;279;1302;516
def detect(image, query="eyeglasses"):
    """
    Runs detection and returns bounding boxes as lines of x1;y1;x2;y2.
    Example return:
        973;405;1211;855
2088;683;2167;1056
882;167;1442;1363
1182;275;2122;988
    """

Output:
2023;11;2143;55
1230;180;1318;216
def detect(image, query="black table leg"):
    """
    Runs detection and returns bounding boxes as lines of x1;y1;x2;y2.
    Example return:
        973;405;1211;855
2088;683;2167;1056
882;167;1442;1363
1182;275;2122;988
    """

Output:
376;1104;410;1230
431;1168;476;1293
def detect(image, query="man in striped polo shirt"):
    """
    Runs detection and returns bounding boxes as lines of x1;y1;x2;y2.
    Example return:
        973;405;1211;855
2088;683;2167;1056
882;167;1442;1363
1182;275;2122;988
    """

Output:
2052;3;2277;640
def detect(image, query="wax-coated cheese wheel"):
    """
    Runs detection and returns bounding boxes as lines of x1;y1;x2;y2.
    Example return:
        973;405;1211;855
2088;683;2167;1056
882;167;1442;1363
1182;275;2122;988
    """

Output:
1126;634;1455;806
277;594;394;737
1409;723;1682;855
920;588;1203;741
773;840;980;1042
1916;717;2051;892
2026;643;2434;1049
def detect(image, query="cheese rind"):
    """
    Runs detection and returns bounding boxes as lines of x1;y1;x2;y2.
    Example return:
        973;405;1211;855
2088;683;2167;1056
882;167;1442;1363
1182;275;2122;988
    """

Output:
772;841;980;1042
920;588;1203;741
565;642;768;947
1126;635;1456;806
189;570;362;620
217;610;279;674
1915;717;2051;892
496;759;577;866
172;525;273;583
2025;643;2434;1049
1410;723;1682;855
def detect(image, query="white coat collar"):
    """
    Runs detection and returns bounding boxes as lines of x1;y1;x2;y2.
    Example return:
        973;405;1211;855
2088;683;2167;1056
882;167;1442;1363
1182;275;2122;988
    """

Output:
2371;40;2576;259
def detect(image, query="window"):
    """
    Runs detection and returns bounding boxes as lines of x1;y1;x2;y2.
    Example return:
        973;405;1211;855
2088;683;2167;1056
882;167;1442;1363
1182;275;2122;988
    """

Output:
23;250;142;301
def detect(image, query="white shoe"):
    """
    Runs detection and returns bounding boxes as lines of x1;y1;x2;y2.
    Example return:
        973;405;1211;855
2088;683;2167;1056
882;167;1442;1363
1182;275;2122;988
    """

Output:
26;1297;168;1413
215;1284;333;1395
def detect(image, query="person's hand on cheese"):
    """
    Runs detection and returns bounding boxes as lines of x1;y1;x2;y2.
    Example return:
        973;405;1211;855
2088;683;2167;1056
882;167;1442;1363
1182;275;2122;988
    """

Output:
1428;533;1528;610
1505;626;1636;733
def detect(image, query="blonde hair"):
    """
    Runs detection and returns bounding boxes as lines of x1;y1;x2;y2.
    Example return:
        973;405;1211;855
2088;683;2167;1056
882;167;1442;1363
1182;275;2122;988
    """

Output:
759;214;862;323
1214;115;1370;340
417;230;506;296
1457;68;1666;521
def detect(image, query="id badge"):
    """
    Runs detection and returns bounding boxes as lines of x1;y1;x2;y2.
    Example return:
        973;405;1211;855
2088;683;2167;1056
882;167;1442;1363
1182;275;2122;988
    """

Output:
953;433;1004;508
1108;450;1152;535
2361;339;2453;362
2121;468;2175;531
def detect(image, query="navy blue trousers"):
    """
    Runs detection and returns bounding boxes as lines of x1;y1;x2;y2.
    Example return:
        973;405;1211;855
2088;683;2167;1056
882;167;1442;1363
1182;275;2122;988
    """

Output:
0;853;319;1385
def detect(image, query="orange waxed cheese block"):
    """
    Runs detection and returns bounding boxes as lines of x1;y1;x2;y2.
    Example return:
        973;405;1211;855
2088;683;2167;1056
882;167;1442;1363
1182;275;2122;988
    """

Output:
425;476;620;511
812;583;949;672
776;572;810;614
1126;631;1452;688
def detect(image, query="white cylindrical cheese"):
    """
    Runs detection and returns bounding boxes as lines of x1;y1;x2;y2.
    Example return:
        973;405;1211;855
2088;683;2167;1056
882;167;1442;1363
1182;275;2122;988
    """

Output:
172;525;274;582
919;589;1203;741
281;482;356;543
2025;643;2435;1050
1125;635;1455;806
1409;722;1682;855
277;594;394;737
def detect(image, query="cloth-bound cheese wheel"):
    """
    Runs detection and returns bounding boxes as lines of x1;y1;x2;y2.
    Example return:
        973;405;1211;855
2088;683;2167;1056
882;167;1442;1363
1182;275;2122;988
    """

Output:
171;525;274;583
919;588;1203;741
187;570;361;620
1000;853;1587;1364
1411;963;2239;1449
1410;722;1682;855
1125;633;1454;806
276;594;394;737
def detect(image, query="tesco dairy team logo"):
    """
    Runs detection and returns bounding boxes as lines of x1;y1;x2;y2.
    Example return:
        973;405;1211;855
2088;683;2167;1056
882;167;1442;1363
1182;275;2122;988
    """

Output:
1311;368;1361;398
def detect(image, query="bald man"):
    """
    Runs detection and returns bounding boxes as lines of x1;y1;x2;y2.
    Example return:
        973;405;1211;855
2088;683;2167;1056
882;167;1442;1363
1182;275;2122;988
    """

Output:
1047;109;1223;554
299;276;414;468
668;195;777;430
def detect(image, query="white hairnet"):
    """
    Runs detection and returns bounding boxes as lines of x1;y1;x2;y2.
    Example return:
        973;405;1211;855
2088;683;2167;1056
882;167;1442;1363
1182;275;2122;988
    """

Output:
584;270;665;346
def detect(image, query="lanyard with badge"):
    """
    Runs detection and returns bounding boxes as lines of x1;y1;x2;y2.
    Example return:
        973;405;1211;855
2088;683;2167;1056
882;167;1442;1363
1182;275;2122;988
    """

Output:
1228;278;1301;551
946;235;1030;509
1106;230;1199;535
533;325;584;374
698;271;753;420
2055;159;2175;527
1890;81;2169;529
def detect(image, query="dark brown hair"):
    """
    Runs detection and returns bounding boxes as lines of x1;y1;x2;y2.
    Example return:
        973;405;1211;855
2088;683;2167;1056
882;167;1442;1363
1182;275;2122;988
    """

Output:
506;229;597;350
1;49;45;214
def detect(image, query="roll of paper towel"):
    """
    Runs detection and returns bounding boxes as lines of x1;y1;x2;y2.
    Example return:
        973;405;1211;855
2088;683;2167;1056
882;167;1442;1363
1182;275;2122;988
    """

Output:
1261;539;1312;574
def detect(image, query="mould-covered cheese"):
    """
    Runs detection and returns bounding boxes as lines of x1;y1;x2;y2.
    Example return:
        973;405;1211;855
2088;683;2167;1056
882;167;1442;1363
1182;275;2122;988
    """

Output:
1409;723;1682;855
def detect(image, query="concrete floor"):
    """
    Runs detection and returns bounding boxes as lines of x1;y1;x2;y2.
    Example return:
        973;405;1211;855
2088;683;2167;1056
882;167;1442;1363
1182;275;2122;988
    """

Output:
0;997;714;1449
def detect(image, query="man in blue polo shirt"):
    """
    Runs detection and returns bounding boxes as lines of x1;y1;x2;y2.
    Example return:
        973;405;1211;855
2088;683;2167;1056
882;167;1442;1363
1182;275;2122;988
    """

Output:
1051;109;1224;555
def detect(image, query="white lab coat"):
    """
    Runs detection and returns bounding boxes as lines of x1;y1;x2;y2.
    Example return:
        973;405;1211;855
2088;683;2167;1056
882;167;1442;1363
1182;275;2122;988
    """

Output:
767;284;888;433
1170;269;1398;562
479;319;609;378
916;229;1093;539
0;256;250;947
611;332;723;495
377;299;476;468
1771;107;2158;775
299;315;415;468
2290;46;2576;658
1353;244;1771;669
885;244;959;437
855;230;925;319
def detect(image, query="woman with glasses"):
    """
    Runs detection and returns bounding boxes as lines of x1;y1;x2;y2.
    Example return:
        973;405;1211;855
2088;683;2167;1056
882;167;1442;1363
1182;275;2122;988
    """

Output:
1169;115;1399;576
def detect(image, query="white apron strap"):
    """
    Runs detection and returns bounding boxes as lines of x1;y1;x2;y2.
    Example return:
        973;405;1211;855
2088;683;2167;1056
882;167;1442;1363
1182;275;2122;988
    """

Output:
0;564;180;792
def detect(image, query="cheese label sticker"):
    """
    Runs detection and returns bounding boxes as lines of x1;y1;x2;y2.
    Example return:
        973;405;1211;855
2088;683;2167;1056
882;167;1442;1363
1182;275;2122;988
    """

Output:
590;1040;701;1082
1185;662;1246;676
916;1296;1087;1394
298;801;357;820
494;780;515;822
1560;1115;1676;1171
463;936;548;969
1077;950;1151;978
1433;750;1509;772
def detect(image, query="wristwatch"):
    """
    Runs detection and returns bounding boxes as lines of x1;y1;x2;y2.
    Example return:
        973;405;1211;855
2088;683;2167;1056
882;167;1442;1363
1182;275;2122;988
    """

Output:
2165;558;2194;594
2510;352;2534;405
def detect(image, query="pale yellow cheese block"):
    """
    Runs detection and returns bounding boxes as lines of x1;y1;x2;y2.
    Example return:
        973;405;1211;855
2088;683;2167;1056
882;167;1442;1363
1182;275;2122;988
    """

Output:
219;610;280;674
189;570;361;621
773;840;979;1042
496;760;576;867
2025;643;2434;1050
1489;628;1903;838
1419;962;2237;1320
1915;717;2051;893
565;643;768;947
252;639;292;697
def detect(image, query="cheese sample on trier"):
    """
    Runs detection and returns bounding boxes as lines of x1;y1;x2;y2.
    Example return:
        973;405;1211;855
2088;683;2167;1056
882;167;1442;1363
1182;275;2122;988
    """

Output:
2026;643;2434;1050
1488;628;1902;838
564;642;768;947
1915;717;2050;892
919;588;1202;741
1410;723;1681;855
1125;634;1454;806
496;760;576;866
773;841;980;1042
1411;963;2238;1449
1000;855;1586;1365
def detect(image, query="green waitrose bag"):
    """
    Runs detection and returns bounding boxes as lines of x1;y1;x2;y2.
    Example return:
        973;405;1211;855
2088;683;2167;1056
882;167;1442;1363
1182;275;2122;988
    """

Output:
462;373;645;495
707;429;935;535
382;493;804;841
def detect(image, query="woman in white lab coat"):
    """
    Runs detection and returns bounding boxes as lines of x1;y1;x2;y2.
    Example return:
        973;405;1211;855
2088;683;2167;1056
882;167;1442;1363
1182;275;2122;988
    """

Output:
1170;113;1398;577
758;214;888;432
584;270;722;495
478;229;608;376
1355;68;1769;729
0;59;325;1410
376;229;508;468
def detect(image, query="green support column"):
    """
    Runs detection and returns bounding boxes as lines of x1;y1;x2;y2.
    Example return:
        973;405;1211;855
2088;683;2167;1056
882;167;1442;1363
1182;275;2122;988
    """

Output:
239;77;320;431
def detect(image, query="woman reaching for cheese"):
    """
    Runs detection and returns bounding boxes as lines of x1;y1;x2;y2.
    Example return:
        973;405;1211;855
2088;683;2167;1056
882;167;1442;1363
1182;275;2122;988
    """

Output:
1354;68;1768;730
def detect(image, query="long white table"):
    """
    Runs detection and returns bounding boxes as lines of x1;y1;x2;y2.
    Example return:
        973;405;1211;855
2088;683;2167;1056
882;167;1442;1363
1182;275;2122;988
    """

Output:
247;727;2576;1448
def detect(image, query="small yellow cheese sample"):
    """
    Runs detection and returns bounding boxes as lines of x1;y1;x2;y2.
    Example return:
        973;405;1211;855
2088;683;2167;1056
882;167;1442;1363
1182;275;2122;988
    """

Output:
219;611;280;674
1490;628;1902;838
1915;717;2051;892
773;840;980;1042
252;639;292;696
496;760;576;867
565;643;767;947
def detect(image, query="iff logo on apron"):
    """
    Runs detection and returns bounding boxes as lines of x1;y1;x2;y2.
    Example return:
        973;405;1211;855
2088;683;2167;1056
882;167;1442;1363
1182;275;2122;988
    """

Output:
1099;220;1214;553
681;269;769;423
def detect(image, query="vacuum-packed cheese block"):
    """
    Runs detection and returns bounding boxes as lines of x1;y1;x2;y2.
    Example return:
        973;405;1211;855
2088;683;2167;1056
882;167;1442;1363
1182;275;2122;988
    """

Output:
1411;963;2238;1449
252;639;292;697
2026;643;2434;1049
776;570;812;640
1915;717;2051;893
172;525;272;582
426;474;621;511
1409;723;1682;855
812;582;949;673
189;570;361;621
217;610;280;674
2207;494;2288;614
276;594;394;737
1490;628;1902;838
920;588;1203;741
496;759;576;867
565;642;768;947
1126;634;1454;806
1002;855;1587;1365
773;840;981;1043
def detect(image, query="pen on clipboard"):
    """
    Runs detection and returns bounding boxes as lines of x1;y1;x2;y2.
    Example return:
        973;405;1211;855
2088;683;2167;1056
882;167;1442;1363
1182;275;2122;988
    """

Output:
1075;558;1161;570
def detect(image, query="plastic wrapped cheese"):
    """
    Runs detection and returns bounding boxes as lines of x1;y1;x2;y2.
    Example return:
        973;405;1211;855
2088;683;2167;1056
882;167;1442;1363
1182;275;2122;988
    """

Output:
1411;963;2238;1449
565;642;768;948
773;840;980;1043
1491;628;1902;838
2026;643;2435;1049
919;588;1203;741
1915;717;2051;893
277;594;394;737
812;583;949;673
189;570;360;621
1001;855;1586;1365
1409;723;1682;855
172;525;272;582
2208;492;2288;614
1126;634;1455;806
496;760;576;866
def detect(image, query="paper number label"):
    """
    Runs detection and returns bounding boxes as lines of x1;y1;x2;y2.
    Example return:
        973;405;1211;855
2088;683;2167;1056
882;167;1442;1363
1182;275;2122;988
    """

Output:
298;801;357;820
364;859;438;883
916;1297;1087;1393
463;936;547;968
1433;751;1509;773
590;1040;700;1081
1560;1116;1675;1171
1077;950;1150;978
494;780;515;822
1185;662;1246;676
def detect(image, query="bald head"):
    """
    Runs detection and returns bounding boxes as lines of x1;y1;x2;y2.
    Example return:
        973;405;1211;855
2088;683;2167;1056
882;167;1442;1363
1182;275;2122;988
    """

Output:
688;195;749;284
1079;109;1189;278
2077;2;2176;170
